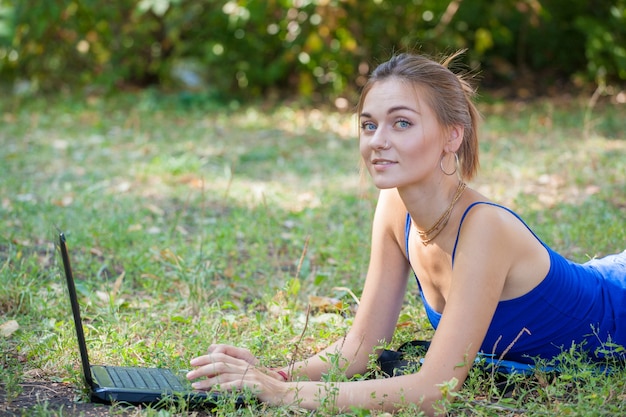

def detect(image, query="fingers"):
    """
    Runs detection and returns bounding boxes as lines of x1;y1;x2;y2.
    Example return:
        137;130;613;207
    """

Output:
186;361;240;390
189;371;261;393
187;345;279;397
206;344;258;365
187;352;238;379
187;352;253;382
185;358;265;393
185;352;287;405
189;351;242;368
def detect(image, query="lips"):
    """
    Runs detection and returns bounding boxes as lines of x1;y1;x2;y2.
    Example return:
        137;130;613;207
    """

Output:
371;158;397;165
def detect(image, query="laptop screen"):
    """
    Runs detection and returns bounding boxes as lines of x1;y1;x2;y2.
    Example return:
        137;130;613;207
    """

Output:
59;233;95;388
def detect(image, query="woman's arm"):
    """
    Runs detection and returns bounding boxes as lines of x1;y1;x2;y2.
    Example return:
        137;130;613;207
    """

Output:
272;371;447;412
403;203;520;409
283;188;413;380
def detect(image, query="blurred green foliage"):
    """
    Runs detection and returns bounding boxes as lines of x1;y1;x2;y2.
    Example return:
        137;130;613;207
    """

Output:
0;0;624;100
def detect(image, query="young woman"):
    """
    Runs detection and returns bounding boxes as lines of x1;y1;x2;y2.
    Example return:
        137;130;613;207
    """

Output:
186;52;626;415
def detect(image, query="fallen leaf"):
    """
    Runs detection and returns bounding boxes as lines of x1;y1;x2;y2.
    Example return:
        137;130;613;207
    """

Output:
1;320;19;337
308;295;343;312
112;271;125;297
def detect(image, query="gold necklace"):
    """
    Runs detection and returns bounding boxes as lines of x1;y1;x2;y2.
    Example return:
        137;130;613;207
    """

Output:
416;182;467;246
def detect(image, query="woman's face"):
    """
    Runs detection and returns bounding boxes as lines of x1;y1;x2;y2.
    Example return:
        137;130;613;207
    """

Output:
359;78;446;190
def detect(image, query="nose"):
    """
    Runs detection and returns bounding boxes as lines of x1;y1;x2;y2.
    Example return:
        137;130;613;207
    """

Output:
369;128;388;150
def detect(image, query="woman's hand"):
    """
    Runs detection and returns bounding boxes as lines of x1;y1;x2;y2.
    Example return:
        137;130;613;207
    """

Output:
186;344;287;404
202;344;259;366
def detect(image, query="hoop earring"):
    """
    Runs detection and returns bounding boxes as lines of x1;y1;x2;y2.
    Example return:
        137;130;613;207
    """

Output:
440;152;459;176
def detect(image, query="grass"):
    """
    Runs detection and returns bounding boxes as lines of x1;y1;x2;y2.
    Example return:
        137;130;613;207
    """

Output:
1;90;625;416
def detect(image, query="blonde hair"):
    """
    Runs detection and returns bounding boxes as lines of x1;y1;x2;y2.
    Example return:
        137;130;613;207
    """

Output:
357;51;480;181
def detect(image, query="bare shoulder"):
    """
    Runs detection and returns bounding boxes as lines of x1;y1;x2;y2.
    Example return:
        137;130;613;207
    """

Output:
457;202;536;243
454;201;549;299
373;189;409;244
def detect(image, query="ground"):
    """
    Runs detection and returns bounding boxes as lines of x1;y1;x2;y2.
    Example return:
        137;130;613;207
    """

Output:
1;381;109;417
0;381;216;417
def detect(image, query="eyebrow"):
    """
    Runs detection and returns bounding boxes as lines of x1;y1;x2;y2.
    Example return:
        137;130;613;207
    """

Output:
360;105;420;119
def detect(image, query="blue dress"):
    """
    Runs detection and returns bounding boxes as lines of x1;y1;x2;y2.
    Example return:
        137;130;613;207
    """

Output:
405;202;626;364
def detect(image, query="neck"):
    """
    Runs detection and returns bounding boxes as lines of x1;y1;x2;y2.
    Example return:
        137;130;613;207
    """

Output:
400;180;467;246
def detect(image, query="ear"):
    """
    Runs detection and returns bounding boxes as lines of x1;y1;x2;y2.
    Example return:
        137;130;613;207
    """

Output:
444;125;464;153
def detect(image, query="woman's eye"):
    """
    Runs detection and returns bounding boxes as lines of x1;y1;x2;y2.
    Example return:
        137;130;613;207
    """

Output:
394;120;411;129
361;121;376;132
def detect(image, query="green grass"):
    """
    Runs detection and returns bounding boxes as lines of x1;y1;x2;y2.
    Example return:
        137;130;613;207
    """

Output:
1;91;625;416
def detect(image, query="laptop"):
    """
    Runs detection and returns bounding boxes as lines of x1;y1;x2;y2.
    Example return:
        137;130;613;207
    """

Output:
58;232;244;407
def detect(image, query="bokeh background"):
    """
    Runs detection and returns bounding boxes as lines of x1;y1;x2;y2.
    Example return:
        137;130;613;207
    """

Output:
1;0;625;103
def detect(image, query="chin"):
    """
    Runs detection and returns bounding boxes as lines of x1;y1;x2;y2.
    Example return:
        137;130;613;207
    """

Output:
371;180;400;190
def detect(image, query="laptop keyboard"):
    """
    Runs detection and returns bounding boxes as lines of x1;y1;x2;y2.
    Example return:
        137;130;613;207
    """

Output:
106;366;186;391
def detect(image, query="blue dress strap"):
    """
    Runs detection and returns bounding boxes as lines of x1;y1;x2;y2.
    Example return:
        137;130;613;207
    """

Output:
451;201;548;266
405;213;423;293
